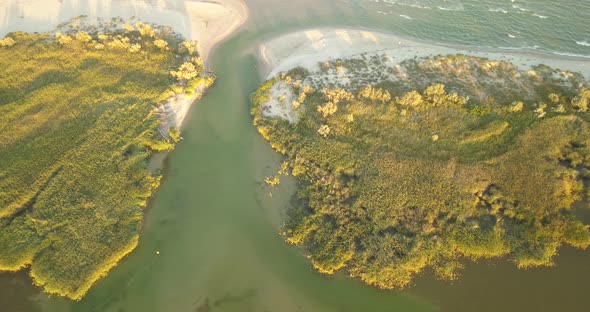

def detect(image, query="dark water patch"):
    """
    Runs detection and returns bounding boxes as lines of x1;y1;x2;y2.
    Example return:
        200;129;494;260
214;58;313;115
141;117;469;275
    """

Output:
0;271;42;312
411;246;590;312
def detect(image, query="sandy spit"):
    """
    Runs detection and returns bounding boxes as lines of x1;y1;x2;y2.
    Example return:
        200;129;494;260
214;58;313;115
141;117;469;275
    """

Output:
257;28;590;80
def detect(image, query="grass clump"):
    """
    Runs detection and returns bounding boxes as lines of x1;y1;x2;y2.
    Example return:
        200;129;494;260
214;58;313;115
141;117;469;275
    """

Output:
0;22;210;300
252;54;590;290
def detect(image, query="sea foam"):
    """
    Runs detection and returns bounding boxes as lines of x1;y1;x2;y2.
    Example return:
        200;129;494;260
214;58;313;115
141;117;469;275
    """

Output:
532;13;548;19
489;8;508;14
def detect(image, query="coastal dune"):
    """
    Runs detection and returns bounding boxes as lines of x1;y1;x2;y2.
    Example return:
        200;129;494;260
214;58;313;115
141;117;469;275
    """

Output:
258;28;590;79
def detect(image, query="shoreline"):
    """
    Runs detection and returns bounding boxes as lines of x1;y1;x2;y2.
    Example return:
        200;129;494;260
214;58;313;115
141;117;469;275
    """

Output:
257;27;590;80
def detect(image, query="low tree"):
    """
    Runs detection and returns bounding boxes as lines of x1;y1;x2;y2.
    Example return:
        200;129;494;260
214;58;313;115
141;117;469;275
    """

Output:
323;88;354;104
507;101;524;113
396;90;423;108
548;93;560;104
107;37;131;50
317;102;338;118
0;37;16;47
135;22;155;37
55;32;73;45
170;62;199;81
168;128;182;143
128;44;142;53
75;31;92;43
358;85;391;103
534;102;547;118
571;88;589;112
317;125;331;137
180;41;199;55
153;39;168;50
122;24;134;32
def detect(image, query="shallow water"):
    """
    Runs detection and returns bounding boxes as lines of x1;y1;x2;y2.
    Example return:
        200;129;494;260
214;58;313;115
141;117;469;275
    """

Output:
2;0;590;311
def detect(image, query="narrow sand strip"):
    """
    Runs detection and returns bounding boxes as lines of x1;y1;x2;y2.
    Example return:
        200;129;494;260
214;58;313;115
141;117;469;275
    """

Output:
258;28;590;79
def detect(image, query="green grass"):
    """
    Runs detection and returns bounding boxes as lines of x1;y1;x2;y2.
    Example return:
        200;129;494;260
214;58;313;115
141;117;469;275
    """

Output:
252;54;590;290
0;24;209;300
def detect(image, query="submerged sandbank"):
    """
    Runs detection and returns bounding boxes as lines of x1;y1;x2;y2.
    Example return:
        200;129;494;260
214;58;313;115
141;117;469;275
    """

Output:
258;28;590;79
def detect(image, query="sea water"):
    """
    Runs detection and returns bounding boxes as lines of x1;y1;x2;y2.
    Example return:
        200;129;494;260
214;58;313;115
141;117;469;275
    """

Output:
361;0;590;58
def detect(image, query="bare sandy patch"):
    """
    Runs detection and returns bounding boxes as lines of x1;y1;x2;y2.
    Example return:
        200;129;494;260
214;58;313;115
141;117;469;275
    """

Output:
260;81;300;123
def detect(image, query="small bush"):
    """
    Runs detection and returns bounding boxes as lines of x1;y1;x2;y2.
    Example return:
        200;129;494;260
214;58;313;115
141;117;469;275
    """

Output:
0;37;16;47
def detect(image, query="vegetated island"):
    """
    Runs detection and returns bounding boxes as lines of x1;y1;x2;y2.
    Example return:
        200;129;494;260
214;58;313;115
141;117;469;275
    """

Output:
252;29;590;290
0;20;214;300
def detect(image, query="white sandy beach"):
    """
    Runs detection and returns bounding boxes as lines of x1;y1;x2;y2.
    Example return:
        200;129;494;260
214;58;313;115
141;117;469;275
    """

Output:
258;28;590;80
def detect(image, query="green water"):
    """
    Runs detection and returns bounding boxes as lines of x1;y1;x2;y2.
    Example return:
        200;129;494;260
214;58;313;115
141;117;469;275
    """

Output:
2;0;590;311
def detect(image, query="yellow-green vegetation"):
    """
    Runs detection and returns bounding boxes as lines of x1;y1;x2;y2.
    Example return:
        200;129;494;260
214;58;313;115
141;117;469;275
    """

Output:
265;162;291;187
252;54;590;289
0;21;212;300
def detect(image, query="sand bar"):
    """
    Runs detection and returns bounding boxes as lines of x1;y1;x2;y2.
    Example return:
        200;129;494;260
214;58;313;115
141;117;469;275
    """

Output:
258;28;590;80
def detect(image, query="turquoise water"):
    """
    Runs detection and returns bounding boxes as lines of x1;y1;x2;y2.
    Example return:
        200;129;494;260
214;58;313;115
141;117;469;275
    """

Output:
1;0;590;311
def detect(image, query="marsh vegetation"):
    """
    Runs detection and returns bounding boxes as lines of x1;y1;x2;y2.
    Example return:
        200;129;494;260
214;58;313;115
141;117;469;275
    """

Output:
252;54;590;289
0;20;212;300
